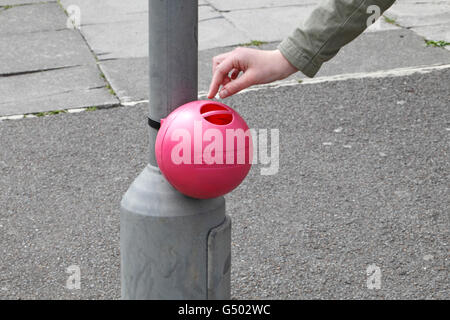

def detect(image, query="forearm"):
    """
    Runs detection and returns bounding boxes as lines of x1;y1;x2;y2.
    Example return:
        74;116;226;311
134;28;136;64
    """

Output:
278;0;396;77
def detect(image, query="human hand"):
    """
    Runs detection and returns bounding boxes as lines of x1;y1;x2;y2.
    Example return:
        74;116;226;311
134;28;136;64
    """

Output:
207;48;298;99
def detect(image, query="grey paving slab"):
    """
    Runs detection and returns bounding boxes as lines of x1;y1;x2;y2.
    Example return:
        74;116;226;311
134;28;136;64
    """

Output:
315;29;450;77
365;17;401;33
59;0;147;25
80;20;147;60
222;5;316;42
0;68;448;299
0;66;118;116
59;0;149;59
0;2;66;35
58;0;223;25
411;23;450;48
199;4;222;21
385;1;450;28
78;8;250;59
0;0;51;5
0;29;96;75
199;16;252;50
99;29;450;104
207;0;318;11
99;58;148;103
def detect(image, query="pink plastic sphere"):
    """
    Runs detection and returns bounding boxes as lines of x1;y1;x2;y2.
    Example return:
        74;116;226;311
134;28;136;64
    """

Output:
155;100;253;199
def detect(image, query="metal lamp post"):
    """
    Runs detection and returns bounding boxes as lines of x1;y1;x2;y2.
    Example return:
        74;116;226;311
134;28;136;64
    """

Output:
120;0;231;299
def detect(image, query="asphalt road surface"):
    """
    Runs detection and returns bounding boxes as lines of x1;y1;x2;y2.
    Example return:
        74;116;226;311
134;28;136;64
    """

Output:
0;69;448;299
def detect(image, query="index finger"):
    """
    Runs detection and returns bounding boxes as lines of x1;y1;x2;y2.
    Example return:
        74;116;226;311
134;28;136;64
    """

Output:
212;52;230;76
208;56;235;99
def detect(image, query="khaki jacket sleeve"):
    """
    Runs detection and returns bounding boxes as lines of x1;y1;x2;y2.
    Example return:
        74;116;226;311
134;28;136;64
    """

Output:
278;0;396;77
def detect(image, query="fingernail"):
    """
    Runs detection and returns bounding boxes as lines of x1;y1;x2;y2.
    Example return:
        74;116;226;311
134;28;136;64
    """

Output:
220;89;228;98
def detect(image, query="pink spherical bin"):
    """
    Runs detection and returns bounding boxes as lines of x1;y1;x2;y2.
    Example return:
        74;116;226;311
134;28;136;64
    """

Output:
155;100;253;199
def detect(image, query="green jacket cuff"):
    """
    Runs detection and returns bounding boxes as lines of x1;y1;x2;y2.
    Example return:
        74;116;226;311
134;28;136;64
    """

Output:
278;37;321;78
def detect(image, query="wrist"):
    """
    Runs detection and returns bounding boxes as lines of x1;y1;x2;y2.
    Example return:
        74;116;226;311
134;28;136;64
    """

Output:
272;49;298;78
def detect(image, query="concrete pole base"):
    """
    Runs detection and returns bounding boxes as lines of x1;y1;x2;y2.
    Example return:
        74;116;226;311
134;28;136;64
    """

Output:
120;165;230;299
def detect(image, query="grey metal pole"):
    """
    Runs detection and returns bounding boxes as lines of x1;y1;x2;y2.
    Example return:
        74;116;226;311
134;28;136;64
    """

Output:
120;0;231;299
